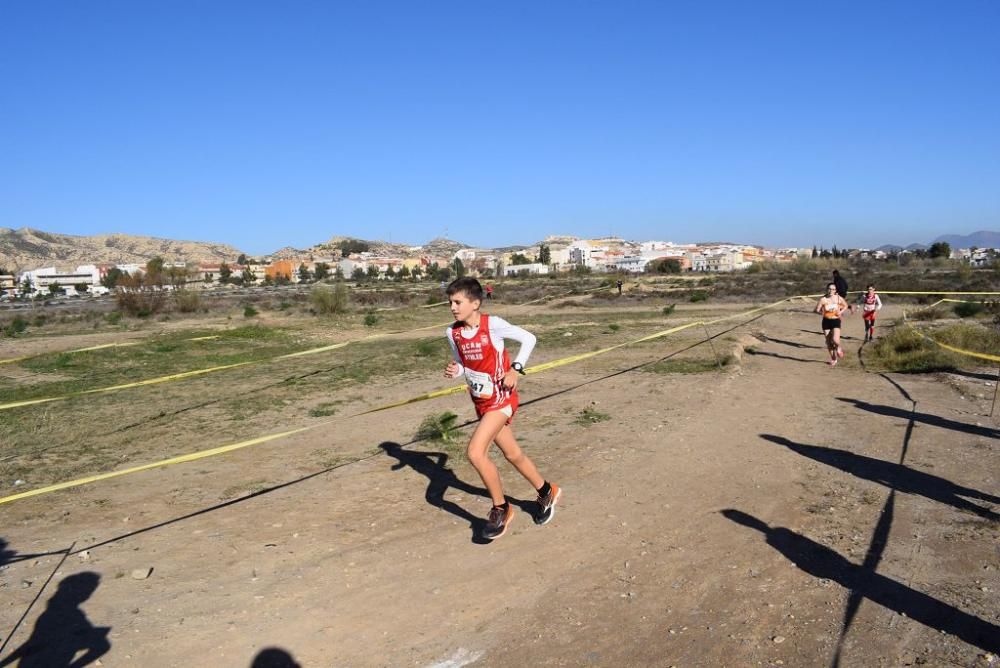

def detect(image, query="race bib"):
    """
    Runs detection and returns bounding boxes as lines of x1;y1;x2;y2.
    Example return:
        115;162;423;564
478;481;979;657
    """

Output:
464;369;494;398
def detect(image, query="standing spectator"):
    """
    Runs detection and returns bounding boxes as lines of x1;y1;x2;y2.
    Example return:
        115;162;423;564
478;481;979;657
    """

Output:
616;279;623;295
832;270;853;313
485;284;493;300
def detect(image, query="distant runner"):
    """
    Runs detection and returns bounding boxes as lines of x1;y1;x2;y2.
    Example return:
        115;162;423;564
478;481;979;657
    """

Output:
444;277;561;540
858;284;883;342
616;280;623;295
485;284;493;300
815;283;848;366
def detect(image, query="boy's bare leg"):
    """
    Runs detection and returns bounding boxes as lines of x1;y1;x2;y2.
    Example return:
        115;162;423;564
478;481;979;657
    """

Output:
493;424;544;490
466;410;510;506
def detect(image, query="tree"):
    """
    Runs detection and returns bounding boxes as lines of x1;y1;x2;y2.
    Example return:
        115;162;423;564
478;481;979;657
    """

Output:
650;258;682;274
537;244;551;265
351;267;365;282
385;265;397;280
19;276;33;295
510;253;532;266
237;254;248;265
101;267;126;289
452;258;465;278
812;246;818;258
74;282;89;294
366;265;380;280
400;265;411;279
928;242;951;259
48;282;64;296
338;239;370;256
145;257;166;286
410;266;423;281
218;262;232;284
437;267;452;281
426;263;440;280
298;263;312;283
240;266;256;286
314;262;330;281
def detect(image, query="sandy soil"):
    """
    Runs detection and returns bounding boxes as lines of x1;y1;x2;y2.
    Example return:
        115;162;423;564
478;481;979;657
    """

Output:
1;307;998;667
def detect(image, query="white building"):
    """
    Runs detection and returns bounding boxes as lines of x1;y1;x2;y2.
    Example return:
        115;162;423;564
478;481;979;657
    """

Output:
503;263;550;276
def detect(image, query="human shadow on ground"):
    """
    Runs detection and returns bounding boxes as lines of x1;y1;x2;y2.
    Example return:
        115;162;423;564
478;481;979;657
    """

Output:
0;538;14;569
721;509;1000;656
380;442;536;544
745;349;823;365
762;434;1000;522
837;397;1000;439
798;329;858;341
0;572;110;668
761;336;823;350
250;647;301;667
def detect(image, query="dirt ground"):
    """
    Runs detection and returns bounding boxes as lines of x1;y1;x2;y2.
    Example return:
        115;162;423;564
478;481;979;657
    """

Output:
1;304;998;667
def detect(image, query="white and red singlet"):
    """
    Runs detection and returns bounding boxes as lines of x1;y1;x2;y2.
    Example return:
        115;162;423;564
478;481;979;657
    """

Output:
447;314;536;421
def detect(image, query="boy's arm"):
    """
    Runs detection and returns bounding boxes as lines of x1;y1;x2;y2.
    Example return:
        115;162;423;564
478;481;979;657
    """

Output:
875;295;883;310
490;317;537;368
445;329;465;377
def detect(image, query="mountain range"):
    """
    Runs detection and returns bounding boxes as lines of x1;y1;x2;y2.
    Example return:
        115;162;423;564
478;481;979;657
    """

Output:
2;226;997;273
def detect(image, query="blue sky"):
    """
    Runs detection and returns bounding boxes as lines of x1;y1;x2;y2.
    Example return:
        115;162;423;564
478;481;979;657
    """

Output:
2;1;998;254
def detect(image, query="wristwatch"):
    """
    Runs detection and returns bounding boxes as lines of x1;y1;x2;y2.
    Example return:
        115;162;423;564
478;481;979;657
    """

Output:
511;362;526;375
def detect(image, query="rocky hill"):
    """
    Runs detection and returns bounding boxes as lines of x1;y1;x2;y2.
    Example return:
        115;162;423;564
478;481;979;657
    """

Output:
933;230;1000;249
0;227;245;273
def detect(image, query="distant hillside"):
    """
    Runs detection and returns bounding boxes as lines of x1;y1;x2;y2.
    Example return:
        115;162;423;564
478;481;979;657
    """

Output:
933;230;1000;249
285;235;471;259
0;227;245;273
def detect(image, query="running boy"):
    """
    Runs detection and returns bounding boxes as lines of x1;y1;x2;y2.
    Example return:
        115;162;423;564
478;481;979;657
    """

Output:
858;284;882;342
815;283;848;366
444;277;561;540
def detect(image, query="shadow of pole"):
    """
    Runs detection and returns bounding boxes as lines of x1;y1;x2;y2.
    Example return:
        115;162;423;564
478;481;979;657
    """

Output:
721;509;1000;656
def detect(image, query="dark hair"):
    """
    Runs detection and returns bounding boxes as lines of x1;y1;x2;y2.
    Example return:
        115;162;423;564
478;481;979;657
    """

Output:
827;283;837;290
867;284;875;290
446;277;484;301
832;270;841;276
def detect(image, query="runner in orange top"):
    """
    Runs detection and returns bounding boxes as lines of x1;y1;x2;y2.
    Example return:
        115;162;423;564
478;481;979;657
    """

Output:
444;277;561;540
815;283;848;366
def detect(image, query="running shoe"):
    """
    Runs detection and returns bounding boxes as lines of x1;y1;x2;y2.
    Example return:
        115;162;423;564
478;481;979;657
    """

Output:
482;504;515;540
828;359;838;366
534;482;562;526
836;347;844;359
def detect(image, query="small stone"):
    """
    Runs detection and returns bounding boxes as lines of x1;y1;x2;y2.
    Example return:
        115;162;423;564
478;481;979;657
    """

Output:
78;551;91;561
772;635;785;644
13;480;25;486
131;568;153;580
21;580;32;589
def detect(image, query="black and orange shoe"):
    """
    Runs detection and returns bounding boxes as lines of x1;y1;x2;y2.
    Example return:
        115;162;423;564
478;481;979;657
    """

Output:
534;482;562;526
482;504;515;540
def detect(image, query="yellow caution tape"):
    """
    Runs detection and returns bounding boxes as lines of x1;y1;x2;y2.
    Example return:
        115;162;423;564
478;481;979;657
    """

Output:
0;296;788;505
0;286;614;411
0;335;222;366
0;424;321;505
901;303;1000;364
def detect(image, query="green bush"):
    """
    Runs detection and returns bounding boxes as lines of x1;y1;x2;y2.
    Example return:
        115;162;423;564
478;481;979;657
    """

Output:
2;316;28;337
953;301;983;318
311;283;349;315
364;312;379;327
689;292;708;303
416;411;460;443
864;325;959;373
663;304;676;316
243;305;258;318
174;290;202;313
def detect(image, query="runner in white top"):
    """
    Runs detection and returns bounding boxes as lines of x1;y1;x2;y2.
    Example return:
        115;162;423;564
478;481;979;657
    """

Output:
445;315;536;378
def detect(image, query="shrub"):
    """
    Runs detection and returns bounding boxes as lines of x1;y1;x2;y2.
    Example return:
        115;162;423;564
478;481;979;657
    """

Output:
953;301;983;318
689;292;708;303
115;274;167;317
663;304;676;316
243;305;258;318
864;325;959;373
364;312;379;327
311;283;349;315
575;405;611;426
416;411;460;443
105;311;123;325
2;316;28;338
174;290;202;313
